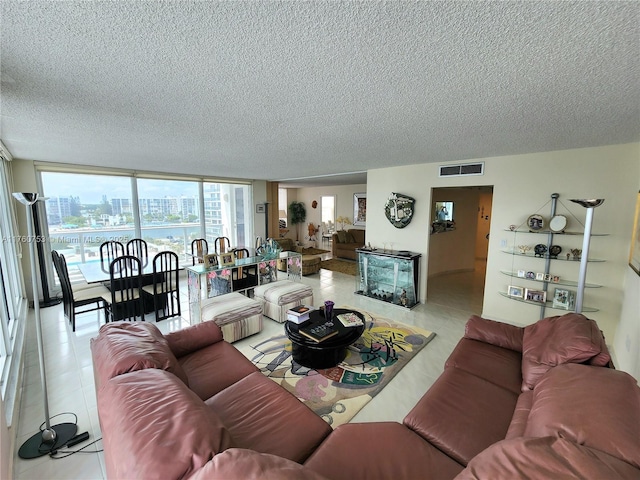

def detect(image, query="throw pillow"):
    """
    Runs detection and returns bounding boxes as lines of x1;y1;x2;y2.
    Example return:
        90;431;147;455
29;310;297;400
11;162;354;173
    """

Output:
464;315;524;352
90;321;189;388
337;230;347;243
345;231;356;243
520;313;606;391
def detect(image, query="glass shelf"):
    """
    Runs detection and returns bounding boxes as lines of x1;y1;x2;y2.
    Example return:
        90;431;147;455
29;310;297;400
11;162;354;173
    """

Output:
500;270;601;288
499;292;598;313
501;249;605;262
504;229;608;236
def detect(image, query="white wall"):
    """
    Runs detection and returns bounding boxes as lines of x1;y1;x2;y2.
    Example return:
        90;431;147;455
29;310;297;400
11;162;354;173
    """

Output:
367;142;640;378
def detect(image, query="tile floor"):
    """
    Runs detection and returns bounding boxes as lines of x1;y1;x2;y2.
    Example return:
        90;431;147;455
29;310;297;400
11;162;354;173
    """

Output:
12;262;485;479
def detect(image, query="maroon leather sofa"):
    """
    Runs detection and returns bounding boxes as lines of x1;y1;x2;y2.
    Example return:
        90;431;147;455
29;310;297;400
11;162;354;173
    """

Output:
91;313;640;479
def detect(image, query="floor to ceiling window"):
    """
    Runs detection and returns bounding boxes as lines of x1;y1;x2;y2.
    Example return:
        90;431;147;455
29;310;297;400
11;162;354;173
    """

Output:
39;169;254;285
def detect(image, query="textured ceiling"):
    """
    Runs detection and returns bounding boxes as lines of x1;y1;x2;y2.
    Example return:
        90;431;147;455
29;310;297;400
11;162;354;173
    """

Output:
1;1;638;186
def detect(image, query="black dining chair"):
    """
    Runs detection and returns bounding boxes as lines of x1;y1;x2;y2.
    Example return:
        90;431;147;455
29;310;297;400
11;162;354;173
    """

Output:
126;238;148;267
100;240;124;272
101;255;145;322
52;251;109;331
141;251;181;322
231;247;257;293
214;236;231;254
191;238;209;265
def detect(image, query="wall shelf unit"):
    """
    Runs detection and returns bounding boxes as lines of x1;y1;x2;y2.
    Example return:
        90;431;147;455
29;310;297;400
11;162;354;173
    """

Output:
501;193;607;318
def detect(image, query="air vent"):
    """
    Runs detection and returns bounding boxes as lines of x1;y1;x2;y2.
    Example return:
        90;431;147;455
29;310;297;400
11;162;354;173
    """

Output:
439;162;484;177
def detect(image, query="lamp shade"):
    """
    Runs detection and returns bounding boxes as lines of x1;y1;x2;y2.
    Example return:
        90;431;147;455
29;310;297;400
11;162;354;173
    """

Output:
569;199;605;208
279;210;287;218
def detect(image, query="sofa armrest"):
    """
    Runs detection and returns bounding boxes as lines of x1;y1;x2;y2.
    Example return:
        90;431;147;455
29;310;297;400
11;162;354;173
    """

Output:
165;320;224;358
464;315;523;352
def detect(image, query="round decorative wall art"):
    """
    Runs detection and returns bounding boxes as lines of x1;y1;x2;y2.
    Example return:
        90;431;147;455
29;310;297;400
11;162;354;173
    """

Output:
384;192;415;228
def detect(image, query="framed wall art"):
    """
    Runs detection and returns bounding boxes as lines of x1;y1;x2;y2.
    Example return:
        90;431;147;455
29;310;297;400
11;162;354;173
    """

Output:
629;191;640;276
353;193;366;226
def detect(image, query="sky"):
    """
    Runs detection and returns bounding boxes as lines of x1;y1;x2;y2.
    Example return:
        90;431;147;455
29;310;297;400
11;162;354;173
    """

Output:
41;172;199;204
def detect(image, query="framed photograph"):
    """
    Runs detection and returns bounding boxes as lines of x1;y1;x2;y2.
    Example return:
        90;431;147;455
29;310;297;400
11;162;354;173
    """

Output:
517;269;526;278
525;288;547;304
525;271;535;279
507;285;524;298
219;252;235;266
629;191;640;276
553;288;576;310
353;193;367;226
203;253;219;269
552;275;560;283
544;274;552;282
256;203;266;214
535;272;545;281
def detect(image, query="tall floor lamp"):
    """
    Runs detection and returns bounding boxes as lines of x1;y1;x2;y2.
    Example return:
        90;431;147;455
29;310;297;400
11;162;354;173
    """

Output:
569;198;605;314
13;193;77;458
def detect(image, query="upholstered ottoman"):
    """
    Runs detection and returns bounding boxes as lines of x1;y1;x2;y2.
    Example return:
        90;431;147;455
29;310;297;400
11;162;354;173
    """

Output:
200;293;263;342
301;255;321;275
253;281;314;323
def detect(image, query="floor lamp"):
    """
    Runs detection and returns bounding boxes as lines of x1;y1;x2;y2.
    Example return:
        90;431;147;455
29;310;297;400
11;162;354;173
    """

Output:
13;193;77;458
569;198;605;314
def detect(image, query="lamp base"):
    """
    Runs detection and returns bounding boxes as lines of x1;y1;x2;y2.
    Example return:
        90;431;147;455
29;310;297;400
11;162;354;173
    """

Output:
18;422;77;459
39;298;62;308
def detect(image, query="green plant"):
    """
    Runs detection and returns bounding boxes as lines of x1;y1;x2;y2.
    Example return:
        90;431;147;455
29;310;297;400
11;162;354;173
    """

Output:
288;201;307;241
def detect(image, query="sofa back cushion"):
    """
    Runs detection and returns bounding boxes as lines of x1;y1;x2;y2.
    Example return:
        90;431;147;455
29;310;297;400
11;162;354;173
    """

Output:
336;230;347;243
164;319;223;358
454;436;640;480
521;313;610;391
464;315;523;352
90;321;189;390
524;363;640;469
99;368;233;480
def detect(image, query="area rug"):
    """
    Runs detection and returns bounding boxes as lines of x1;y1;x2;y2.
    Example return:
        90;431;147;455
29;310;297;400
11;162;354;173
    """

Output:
248;310;435;428
320;258;357;276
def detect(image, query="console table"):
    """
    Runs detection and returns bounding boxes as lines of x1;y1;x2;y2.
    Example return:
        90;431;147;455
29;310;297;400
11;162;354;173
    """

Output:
187;251;302;324
355;249;421;308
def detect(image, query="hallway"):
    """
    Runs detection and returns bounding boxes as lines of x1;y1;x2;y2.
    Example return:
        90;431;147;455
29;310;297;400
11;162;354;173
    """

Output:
426;260;487;314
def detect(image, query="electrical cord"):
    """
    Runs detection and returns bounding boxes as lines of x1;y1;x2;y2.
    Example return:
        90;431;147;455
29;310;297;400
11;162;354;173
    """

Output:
32;412;102;458
49;437;103;459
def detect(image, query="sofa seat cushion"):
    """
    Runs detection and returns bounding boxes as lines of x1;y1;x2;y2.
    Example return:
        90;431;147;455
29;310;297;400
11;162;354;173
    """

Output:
524;363;640;469
403;367;518;466
206;371;332;463
90;321;189;390
190;449;330;480
454;436;640;480
304;422;464;480
521;313;610;391
445;338;523;394
98;368;232;480
178;341;259;401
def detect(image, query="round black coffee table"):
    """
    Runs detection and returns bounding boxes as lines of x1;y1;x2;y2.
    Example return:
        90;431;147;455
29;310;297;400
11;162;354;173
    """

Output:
284;308;365;369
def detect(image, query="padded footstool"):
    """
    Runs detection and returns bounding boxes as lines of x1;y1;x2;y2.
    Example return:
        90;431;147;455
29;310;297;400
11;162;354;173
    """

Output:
253;281;314;323
301;255;321;275
200;293;263;343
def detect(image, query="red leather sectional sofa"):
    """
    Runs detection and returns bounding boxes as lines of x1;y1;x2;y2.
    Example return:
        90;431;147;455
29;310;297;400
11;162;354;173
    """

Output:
90;313;640;479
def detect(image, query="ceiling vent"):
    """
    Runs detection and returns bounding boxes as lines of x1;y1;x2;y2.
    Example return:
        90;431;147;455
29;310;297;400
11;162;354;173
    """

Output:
439;162;484;177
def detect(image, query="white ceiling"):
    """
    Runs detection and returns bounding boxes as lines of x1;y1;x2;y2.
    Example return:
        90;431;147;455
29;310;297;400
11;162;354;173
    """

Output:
1;1;638;187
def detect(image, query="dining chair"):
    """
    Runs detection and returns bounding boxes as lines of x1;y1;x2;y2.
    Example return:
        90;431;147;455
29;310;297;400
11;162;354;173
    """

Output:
190;238;209;265
101;255;145;322
232;248;257;293
52;251;109;331
100;241;124;271
214;236;231;254
141;251;181;322
126;238;148;267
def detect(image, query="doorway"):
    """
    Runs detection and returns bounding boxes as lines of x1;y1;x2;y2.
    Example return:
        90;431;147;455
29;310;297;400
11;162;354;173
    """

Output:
320;195;336;247
426;186;493;312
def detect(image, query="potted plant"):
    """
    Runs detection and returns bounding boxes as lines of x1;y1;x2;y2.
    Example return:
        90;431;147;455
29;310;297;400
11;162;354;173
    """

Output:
288;201;307;241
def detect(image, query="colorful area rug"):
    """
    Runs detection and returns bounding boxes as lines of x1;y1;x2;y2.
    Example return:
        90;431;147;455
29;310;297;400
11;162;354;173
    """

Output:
320;258;357;276
248;310;435;428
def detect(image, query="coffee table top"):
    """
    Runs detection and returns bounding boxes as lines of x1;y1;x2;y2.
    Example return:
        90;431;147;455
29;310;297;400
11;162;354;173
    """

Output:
285;308;365;349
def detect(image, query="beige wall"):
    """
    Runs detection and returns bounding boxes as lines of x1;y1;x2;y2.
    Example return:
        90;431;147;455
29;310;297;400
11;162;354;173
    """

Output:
367;142;640;378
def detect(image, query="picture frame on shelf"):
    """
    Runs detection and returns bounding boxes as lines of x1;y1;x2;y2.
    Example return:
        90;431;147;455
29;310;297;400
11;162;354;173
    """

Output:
203;253;219;269
535;272;545;281
508;285;524;298
525;288;547;304
525;271;535;279
353;192;367;226
517;270;526;278
544;274;552;282
553;288;576;310
552;275;560;283
629;191;640;276
219;252;235;266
